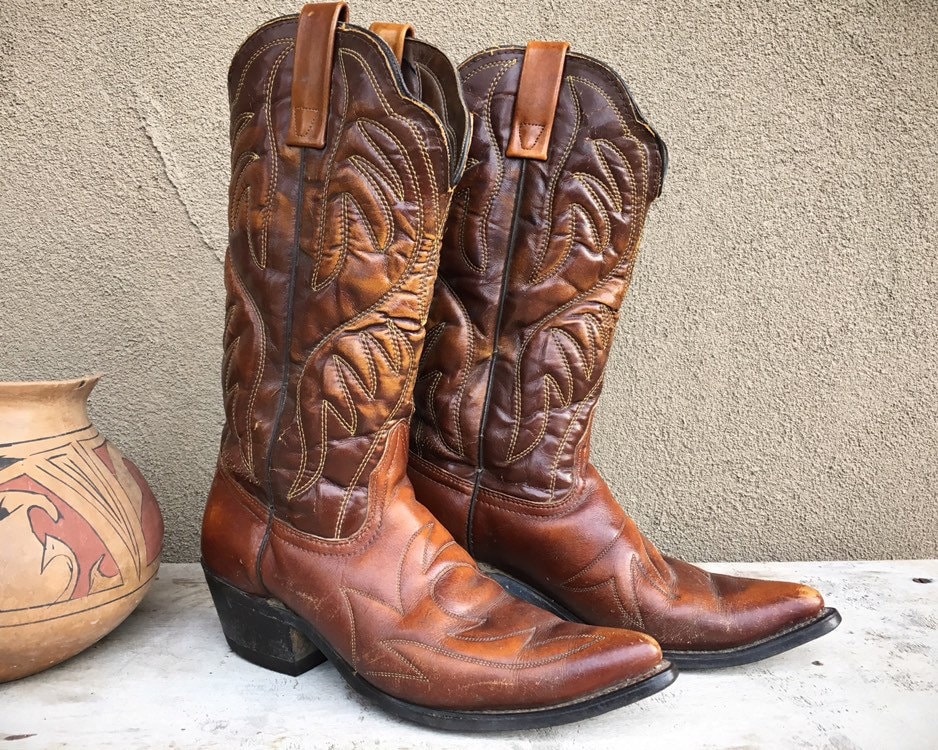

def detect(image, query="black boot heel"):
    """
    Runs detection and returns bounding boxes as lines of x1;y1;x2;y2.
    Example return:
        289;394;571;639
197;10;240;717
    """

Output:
203;566;327;676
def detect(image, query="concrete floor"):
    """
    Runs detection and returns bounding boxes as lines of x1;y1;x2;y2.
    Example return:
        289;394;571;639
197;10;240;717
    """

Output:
2;560;936;749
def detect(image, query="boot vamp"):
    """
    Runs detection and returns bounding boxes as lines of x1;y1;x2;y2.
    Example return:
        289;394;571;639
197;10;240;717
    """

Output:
470;463;824;651
650;556;825;651
261;429;664;711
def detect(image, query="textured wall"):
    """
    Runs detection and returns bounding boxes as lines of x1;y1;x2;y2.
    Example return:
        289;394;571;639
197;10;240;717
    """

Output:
0;0;935;563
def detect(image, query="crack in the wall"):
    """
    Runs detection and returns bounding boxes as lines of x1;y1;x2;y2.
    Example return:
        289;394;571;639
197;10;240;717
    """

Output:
132;90;226;263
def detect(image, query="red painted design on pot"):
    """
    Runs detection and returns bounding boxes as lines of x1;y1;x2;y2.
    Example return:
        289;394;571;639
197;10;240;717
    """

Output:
0;376;164;682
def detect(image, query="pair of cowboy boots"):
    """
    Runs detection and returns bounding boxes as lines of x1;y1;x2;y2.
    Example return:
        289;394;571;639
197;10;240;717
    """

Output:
201;3;840;730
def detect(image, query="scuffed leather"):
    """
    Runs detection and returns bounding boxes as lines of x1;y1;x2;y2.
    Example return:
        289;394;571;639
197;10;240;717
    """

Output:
410;46;825;651
204;18;667;712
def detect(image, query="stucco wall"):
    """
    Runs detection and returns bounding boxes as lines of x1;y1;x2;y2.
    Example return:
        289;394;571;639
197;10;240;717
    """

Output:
1;0;935;563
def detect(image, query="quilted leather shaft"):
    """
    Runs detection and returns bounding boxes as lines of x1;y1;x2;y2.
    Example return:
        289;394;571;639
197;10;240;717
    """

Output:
222;18;454;539
413;47;663;502
410;47;827;652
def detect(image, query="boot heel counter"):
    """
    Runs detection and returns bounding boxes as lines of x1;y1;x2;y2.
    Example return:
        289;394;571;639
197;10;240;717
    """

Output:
202;466;269;596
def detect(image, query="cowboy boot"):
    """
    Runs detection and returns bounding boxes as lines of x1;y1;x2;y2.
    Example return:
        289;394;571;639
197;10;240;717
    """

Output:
409;41;841;669
201;5;676;730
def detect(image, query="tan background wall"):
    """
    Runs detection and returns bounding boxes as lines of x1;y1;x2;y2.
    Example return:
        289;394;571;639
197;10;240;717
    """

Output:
1;0;935;563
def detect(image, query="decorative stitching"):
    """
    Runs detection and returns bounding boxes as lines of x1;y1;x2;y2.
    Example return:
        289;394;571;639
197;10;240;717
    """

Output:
460;59;517;274
291;106;321;137
525;77;581;286
231;38;293;107
256;43;294;269
231;111;255;147
377;637;602;670
517;121;545;150
414;60;457;151
286;47;434;515
419;277;475;458
501;77;648;494
223;258;267;479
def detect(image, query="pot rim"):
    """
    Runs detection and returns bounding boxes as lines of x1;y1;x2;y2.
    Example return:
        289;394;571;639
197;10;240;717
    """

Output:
0;375;104;398
0;374;103;389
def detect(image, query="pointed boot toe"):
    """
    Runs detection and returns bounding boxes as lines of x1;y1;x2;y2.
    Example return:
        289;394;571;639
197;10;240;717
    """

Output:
659;574;840;669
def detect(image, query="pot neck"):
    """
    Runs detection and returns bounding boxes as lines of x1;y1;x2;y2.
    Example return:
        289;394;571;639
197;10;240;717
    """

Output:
0;377;99;445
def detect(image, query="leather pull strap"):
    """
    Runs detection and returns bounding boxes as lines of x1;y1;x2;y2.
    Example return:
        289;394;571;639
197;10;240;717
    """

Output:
369;22;415;65
287;2;349;149
506;41;570;161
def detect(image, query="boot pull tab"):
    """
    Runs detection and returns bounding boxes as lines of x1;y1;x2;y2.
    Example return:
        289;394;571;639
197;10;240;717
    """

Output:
287;2;350;149
369;22;415;65
506;41;570;161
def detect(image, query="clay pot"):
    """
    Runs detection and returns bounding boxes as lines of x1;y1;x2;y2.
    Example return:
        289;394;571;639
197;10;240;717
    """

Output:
0;376;163;682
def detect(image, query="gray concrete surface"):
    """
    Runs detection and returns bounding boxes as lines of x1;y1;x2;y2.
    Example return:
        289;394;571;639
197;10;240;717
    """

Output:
0;1;935;563
3;561;937;748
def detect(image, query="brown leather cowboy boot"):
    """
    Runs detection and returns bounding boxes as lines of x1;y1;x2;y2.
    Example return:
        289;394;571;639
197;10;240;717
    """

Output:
201;5;676;730
409;41;841;669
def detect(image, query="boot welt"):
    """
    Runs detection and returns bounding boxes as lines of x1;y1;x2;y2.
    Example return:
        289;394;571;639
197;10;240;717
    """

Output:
202;565;678;731
482;565;842;670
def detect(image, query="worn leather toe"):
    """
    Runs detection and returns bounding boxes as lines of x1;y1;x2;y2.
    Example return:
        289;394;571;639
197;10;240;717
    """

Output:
709;573;825;646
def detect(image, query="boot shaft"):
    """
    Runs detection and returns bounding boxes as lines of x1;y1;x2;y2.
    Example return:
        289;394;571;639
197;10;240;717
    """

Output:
220;5;467;538
413;44;666;504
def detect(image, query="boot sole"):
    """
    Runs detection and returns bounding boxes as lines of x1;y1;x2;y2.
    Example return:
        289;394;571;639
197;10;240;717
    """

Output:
202;565;678;731
483;566;842;670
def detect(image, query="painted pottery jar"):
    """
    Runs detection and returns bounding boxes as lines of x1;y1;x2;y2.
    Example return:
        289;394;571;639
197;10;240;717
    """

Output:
0;377;163;681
